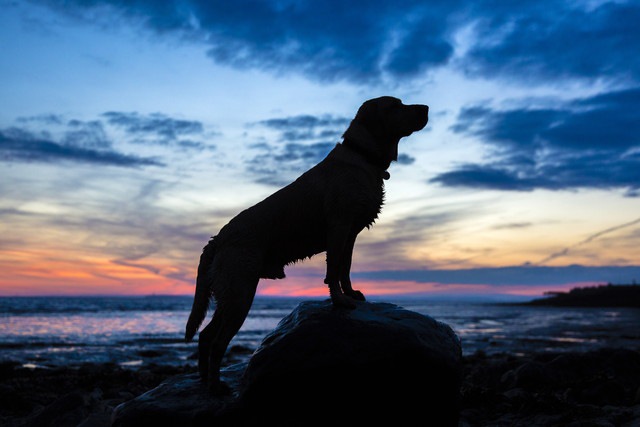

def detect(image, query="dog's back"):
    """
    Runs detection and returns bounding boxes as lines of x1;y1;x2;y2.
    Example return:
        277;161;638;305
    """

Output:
215;144;384;273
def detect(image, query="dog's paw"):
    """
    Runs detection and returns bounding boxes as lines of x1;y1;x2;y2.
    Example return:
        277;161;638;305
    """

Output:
331;293;357;309
208;378;232;396
345;289;366;301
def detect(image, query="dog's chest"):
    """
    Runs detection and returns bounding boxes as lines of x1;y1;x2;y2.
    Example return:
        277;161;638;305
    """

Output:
363;184;384;225
340;175;384;230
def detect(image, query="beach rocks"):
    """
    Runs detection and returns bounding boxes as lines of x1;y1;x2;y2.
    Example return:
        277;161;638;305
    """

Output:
0;363;192;427
112;300;463;426
461;348;640;426
110;365;244;427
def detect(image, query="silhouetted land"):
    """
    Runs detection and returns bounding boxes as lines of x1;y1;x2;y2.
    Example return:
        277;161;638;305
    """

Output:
525;283;640;308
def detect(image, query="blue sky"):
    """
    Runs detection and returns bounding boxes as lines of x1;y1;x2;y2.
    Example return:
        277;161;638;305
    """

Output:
1;0;639;297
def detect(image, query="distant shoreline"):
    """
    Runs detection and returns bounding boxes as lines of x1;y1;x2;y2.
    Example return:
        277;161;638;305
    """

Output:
521;283;640;308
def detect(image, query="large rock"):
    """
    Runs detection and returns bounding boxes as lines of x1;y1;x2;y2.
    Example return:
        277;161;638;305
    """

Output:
111;365;245;427
112;300;462;426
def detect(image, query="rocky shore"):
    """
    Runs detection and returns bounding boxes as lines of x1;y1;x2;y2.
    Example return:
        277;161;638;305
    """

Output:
2;300;639;426
460;347;640;426
1;347;639;426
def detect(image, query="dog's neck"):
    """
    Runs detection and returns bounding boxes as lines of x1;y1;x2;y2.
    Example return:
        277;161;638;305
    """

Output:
342;141;391;180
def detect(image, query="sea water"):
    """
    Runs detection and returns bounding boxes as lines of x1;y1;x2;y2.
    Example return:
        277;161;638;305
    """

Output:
1;295;639;368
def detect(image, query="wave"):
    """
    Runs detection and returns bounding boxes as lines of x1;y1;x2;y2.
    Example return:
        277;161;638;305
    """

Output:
0;295;194;314
0;295;304;315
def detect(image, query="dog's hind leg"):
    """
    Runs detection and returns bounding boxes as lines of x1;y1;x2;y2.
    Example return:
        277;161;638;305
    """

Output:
205;286;257;394
339;233;366;301
198;252;260;394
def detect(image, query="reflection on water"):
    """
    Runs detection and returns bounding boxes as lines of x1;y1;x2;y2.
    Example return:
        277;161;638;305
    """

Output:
391;299;640;356
1;296;639;368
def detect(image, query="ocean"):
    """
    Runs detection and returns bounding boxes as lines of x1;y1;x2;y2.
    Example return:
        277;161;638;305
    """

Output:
1;295;639;369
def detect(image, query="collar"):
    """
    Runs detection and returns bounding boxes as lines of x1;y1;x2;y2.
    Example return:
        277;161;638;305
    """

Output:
341;140;390;180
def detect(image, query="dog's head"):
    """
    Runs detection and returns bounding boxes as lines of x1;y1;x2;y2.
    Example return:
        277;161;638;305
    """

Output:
343;96;429;170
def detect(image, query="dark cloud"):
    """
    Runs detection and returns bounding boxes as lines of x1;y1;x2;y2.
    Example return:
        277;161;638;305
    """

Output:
0;128;163;167
103;112;205;145
463;1;640;84
16;114;65;125
354;265;640;287
0;110;215;167
198;0;457;83
397;153;415;165
257;115;350;130
255;114;350;142
33;0;460;84
33;0;639;85
432;87;640;195
64;119;111;149
431;165;543;191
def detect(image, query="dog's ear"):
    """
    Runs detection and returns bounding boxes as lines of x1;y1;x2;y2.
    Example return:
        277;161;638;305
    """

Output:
342;97;403;168
343;96;427;169
354;96;402;142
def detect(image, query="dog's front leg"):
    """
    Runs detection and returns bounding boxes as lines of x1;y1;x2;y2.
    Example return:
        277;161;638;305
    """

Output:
324;223;357;308
339;233;365;301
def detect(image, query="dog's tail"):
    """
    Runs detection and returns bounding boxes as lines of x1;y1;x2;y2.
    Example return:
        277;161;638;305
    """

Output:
185;238;217;342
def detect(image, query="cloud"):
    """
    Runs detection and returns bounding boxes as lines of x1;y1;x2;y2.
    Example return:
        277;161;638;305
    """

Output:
354;265;640;287
248;141;336;186
492;222;532;230
246;111;416;185
432;87;640;195
103;111;206;145
16;114;65;125
32;1;639;85
0;128;163;167
32;0;459;84
246;113;348;185
463;1;640;84
64;119;111;150
0;173;226;287
0;110;217;168
356;209;471;270
255;114;350;142
535;217;640;265
396;153;415;165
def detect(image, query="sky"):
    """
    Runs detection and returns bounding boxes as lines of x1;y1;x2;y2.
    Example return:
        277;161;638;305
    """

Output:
1;0;639;299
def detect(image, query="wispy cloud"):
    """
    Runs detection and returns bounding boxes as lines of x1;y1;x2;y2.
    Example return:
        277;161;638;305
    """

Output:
103;111;207;145
247;141;336;186
536;217;640;265
0;110;218;168
246;111;416;185
0;128;162;167
255;114;350;141
245;113;349;185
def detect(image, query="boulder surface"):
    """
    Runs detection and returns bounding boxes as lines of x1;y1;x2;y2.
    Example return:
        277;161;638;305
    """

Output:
112;300;462;426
